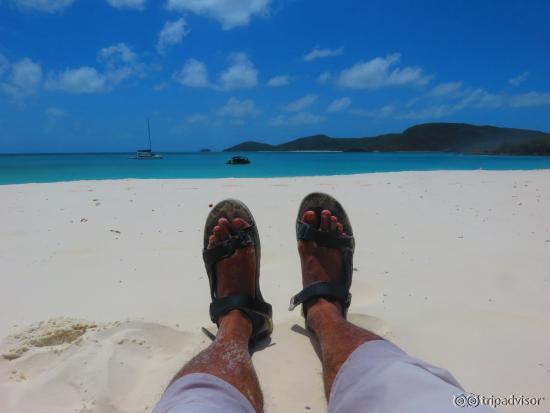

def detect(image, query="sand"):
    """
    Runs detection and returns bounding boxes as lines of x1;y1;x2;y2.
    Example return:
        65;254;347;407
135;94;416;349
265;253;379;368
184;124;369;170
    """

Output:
0;170;549;413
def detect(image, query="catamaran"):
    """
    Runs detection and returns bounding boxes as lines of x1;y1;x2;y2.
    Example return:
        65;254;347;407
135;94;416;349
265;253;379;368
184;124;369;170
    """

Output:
135;119;163;159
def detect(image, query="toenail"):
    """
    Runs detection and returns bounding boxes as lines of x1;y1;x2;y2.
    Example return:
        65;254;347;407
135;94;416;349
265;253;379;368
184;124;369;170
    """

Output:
232;218;248;229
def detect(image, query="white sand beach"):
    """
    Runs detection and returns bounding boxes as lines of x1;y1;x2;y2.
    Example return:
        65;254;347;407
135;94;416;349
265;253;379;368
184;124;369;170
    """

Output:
1;170;549;413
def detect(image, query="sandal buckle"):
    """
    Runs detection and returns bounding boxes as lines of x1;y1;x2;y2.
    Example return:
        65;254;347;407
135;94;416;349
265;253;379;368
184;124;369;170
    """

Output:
288;296;298;311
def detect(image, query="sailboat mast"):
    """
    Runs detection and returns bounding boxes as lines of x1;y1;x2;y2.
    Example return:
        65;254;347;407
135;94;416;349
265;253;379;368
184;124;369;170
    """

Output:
147;119;152;151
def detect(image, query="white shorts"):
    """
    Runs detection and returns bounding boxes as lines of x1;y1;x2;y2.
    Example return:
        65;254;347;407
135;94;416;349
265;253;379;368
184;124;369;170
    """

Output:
153;340;494;413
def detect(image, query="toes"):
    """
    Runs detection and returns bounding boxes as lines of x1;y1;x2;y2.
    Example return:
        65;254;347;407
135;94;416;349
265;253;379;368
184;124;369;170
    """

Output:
213;225;228;242
303;210;319;227
330;215;338;232
217;218;231;237
305;209;344;234
207;217;250;250
320;209;331;231
207;234;216;249
218;217;230;230
232;217;250;231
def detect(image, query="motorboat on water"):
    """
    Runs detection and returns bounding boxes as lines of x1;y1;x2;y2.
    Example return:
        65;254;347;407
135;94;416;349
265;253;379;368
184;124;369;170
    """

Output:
226;156;251;165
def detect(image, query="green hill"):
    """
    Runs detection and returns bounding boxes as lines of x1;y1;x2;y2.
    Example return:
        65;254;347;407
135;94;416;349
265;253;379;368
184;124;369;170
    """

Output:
224;123;550;155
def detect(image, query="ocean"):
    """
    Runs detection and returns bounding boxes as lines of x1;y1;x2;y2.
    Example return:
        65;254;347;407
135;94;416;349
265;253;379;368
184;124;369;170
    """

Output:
1;152;550;185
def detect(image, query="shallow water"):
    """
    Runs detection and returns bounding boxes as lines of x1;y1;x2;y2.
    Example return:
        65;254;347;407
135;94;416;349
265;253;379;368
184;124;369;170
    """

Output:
1;152;550;184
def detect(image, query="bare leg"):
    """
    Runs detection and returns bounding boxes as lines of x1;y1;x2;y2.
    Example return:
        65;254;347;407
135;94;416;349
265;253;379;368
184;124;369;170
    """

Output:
299;210;383;399
307;298;381;398
167;217;264;413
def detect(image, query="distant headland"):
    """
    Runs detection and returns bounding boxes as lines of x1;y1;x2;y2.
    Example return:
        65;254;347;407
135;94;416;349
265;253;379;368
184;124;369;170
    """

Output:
224;123;550;155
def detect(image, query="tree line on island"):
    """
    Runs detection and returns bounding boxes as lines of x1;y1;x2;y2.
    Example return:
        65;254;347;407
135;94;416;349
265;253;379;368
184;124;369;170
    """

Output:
223;123;550;155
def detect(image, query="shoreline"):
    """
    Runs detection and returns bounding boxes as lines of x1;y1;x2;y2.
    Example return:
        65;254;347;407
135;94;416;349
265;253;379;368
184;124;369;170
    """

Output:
2;167;550;187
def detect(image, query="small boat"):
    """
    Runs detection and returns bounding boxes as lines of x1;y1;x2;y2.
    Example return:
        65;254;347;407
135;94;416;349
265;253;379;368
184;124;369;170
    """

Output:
227;156;251;165
135;119;163;159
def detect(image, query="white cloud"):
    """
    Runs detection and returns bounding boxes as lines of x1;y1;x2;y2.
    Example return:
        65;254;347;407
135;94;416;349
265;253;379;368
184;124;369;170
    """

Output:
266;75;290;87
303;46;343;62
46;106;67;117
327;97;351;112
106;0;146;9
431;81;463;97
153;82;167;91
508;71;529;87
218;52;258;90
173;53;258;91
337;53;432;89
43;43;142;94
173;58;209;87
1;58;43;98
45;67;108;93
10;0;74;12
396;104;457;120
352;105;396;118
455;88;550;110
388;87;550;120
187;113;207;123
217;97;259;118
284;94;317;112
352;76;550;121
166;0;271;30
97;43;144;85
157;18;188;54
385;87;488;119
509;91;550;107
173;53;258;90
270;112;323;127
0;54;9;77
317;71;331;84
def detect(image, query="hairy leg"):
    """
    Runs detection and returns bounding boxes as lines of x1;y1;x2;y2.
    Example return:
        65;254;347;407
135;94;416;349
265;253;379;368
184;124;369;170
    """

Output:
298;210;383;398
307;299;381;398
169;310;263;412
167;217;264;413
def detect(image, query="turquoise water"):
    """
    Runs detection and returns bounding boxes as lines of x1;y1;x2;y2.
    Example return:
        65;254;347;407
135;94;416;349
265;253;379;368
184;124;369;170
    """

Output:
1;152;550;185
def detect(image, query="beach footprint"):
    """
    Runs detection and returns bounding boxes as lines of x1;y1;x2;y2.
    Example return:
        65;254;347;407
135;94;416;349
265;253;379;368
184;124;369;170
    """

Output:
0;318;207;413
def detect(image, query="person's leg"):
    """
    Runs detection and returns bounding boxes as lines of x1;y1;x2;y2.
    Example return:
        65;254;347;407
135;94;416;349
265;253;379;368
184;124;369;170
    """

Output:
306;298;381;397
298;208;494;413
158;217;263;413
298;209;383;397
167;310;262;411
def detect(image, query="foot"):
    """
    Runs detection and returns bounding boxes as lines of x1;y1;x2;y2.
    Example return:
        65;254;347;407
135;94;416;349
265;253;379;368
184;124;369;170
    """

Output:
207;217;256;330
298;209;347;318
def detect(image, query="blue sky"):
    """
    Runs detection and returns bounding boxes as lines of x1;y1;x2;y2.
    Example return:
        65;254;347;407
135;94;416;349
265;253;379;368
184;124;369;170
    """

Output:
0;0;549;152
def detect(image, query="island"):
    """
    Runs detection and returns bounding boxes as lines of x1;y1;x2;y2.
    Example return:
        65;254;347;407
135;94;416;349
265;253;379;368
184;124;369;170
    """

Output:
224;123;550;155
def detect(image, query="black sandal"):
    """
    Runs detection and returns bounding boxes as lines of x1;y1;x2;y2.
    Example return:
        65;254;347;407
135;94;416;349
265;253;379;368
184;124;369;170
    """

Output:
202;199;273;344
289;193;355;320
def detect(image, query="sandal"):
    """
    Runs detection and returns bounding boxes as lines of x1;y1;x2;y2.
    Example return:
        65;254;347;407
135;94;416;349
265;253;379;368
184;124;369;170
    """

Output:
289;193;355;319
202;199;273;344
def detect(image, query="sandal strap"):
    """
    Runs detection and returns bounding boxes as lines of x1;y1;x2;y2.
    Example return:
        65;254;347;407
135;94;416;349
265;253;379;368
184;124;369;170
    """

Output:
296;221;354;249
210;293;272;337
288;282;352;311
292;221;355;318
203;226;255;267
210;293;253;323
